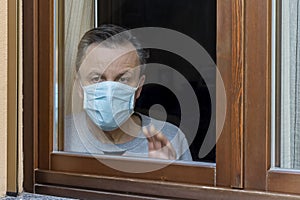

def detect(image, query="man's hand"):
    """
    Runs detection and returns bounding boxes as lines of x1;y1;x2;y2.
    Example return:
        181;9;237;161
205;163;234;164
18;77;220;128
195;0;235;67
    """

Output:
142;125;176;160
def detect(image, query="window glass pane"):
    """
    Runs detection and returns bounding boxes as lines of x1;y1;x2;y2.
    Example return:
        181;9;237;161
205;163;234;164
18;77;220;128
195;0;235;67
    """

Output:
54;0;95;151
279;0;300;169
54;0;217;164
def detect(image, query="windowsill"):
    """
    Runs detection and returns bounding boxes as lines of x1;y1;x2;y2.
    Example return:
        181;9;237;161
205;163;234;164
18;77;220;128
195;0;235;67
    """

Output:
2;193;76;200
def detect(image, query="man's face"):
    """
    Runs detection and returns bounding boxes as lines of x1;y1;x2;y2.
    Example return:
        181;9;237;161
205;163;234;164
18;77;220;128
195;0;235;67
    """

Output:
79;42;142;87
78;42;144;99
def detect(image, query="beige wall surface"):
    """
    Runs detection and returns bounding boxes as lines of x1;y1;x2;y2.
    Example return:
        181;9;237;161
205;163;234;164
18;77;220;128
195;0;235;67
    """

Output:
0;0;8;197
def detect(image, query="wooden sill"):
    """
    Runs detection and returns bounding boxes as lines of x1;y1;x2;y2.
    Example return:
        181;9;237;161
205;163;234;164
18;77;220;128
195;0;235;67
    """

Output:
35;170;300;200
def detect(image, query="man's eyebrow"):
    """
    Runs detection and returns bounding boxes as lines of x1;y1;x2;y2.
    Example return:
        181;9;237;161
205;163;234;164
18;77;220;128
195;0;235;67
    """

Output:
87;71;102;77
115;68;135;79
118;67;134;75
119;69;132;75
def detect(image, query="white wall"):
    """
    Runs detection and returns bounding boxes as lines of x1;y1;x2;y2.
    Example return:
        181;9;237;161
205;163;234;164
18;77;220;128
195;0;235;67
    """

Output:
0;0;8;196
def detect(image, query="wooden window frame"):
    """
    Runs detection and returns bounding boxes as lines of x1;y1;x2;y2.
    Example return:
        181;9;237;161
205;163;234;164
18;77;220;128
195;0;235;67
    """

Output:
246;0;300;195
243;0;300;196
23;0;300;199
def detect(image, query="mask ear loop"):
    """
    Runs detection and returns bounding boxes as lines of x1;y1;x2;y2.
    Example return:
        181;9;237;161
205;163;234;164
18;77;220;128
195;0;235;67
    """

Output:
135;79;141;90
126;78;144;138
77;79;86;101
78;81;84;89
76;73;85;89
135;75;144;90
132;64;145;90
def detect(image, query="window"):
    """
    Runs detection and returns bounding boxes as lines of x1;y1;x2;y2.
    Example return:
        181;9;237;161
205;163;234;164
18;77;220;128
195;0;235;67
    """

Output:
277;0;300;170
52;0;217;172
266;0;300;195
24;1;226;196
55;0;217;163
23;0;300;199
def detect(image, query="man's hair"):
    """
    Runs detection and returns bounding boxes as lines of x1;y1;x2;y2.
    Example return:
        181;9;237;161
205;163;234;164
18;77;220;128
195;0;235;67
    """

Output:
75;24;148;75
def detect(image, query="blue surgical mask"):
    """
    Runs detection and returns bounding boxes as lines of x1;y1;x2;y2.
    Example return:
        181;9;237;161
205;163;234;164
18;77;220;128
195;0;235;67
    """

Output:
82;81;138;131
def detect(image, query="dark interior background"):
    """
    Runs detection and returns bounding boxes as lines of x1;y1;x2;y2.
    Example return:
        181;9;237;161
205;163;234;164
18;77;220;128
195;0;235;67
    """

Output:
98;0;216;162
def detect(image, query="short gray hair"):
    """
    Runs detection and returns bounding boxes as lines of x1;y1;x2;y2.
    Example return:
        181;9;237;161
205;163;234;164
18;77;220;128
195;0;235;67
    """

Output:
76;24;148;75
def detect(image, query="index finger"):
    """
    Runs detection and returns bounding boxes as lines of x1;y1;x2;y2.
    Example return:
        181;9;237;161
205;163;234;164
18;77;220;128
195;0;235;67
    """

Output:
154;132;169;146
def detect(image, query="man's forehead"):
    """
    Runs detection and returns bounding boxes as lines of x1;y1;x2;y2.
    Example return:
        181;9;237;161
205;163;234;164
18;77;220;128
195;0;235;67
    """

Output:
79;42;141;76
85;42;138;60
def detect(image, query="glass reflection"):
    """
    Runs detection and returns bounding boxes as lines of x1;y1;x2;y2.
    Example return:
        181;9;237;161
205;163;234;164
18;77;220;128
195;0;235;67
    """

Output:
54;0;217;163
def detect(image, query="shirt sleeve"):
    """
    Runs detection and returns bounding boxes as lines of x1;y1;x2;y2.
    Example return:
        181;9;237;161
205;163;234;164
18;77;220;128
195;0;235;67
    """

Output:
178;134;193;161
164;124;192;161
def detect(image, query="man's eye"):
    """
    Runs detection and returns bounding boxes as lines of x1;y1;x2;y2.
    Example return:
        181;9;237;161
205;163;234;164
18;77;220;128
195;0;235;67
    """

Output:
119;76;131;83
91;76;102;83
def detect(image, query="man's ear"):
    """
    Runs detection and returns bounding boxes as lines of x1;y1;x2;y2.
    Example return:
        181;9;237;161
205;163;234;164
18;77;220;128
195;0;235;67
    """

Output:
135;75;145;99
75;74;84;99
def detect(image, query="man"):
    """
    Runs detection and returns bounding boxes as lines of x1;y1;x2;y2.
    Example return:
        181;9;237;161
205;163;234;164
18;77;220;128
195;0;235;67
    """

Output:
65;24;192;161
